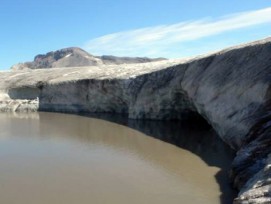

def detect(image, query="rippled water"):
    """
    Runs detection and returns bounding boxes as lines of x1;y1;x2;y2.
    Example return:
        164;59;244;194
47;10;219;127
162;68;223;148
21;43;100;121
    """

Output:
0;112;235;204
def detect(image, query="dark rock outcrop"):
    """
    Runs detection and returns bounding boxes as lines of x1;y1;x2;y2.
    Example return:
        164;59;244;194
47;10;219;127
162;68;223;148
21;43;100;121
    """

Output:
1;37;271;203
10;47;166;70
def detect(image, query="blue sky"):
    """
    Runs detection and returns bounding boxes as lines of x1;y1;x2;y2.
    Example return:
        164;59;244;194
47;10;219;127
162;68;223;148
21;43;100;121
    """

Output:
0;0;271;70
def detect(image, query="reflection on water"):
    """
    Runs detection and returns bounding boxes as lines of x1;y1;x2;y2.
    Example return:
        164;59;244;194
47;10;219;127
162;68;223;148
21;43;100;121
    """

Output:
0;112;236;204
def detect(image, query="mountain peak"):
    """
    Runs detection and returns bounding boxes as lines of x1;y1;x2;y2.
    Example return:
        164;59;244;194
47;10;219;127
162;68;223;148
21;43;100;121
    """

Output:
11;48;166;70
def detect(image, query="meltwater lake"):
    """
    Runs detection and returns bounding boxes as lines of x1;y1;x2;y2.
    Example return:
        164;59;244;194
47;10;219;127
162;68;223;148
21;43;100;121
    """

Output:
0;112;236;204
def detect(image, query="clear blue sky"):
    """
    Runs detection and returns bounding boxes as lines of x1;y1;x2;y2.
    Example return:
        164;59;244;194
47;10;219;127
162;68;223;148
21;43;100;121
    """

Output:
0;0;271;70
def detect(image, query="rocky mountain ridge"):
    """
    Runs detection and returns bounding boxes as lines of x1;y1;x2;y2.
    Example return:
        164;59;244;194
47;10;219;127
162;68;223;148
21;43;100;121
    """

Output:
11;47;166;70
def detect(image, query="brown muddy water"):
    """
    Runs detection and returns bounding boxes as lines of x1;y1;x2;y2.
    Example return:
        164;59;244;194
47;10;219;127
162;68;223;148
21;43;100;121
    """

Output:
0;112;236;204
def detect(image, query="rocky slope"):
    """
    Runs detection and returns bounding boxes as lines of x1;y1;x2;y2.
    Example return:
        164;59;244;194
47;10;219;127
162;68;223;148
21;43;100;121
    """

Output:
1;37;271;203
10;47;166;70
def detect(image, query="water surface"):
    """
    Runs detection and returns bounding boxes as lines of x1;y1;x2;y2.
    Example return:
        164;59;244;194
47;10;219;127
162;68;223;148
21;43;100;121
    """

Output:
0;112;235;204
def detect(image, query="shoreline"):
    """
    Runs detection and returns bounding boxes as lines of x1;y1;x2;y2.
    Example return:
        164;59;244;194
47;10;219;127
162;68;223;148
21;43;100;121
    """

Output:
1;37;271;203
